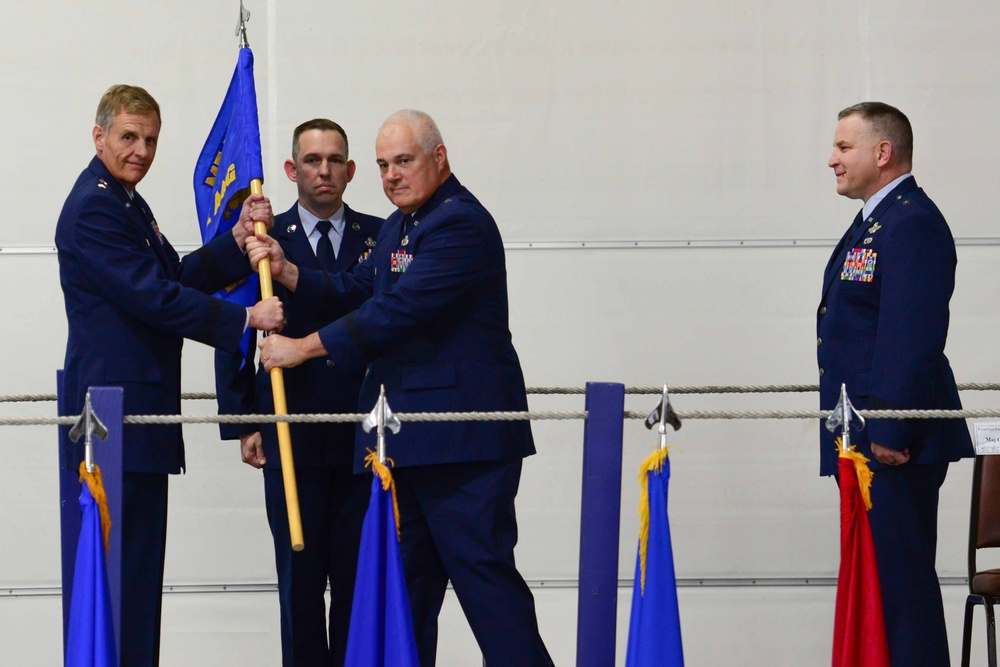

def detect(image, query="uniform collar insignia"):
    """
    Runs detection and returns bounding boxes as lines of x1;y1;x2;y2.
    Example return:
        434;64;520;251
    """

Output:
867;222;882;234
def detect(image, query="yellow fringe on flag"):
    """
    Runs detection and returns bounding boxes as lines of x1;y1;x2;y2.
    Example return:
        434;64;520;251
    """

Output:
636;447;670;595
364;449;402;541
78;462;112;552
835;437;875;511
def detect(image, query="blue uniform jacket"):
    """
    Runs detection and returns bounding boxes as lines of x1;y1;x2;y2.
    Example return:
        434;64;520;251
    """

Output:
291;175;536;472
56;156;251;474
215;203;384;468
817;176;973;476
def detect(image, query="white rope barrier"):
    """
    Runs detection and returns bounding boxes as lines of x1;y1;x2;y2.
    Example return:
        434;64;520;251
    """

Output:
6;407;1000;428
4;382;1000;427
3;382;1000;403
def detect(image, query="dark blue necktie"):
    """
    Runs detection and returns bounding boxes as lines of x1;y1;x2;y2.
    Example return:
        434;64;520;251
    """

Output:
315;219;336;271
835;210;864;260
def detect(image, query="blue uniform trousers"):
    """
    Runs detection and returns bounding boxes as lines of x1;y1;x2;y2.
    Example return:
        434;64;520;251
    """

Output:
393;460;553;667
264;466;370;667
866;462;951;667
120;472;169;667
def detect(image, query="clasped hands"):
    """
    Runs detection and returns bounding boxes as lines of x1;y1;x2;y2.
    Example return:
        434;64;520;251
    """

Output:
871;441;910;466
238;195;320;371
237;195;285;332
234;194;294;285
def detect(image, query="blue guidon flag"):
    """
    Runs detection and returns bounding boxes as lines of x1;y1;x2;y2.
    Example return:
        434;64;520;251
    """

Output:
193;46;264;358
344;453;420;667
66;466;116;667
625;448;684;666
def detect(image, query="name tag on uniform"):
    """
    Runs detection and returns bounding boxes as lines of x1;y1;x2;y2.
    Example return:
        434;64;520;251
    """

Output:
841;248;877;283
391;251;413;273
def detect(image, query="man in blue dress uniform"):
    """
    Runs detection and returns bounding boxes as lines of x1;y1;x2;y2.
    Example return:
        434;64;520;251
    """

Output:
818;101;974;666
251;110;554;666
56;84;284;666
215;118;383;666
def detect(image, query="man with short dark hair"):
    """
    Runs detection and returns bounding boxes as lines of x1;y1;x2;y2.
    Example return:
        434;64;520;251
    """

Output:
818;101;973;665
250;109;554;666
56;84;283;666
215;118;383;666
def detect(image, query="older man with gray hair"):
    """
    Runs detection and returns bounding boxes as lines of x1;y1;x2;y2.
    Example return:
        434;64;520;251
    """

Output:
253;109;553;666
56;84;282;666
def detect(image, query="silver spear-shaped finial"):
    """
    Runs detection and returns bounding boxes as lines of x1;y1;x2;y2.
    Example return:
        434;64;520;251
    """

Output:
362;385;401;464
645;384;681;451
825;382;866;452
68;391;109;474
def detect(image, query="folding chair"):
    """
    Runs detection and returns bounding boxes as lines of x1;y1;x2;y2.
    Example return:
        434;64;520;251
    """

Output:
962;454;1000;667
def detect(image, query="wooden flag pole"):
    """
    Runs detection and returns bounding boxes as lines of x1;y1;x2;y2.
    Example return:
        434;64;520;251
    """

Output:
251;178;304;551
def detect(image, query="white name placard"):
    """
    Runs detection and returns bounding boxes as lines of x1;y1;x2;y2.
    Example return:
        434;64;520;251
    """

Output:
974;422;1000;455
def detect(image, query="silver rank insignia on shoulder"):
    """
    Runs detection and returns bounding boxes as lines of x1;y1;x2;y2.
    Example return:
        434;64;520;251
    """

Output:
863;237;873;244
286;224;297;233
365;237;376;248
401;235;409;247
352;222;361;232
867;222;881;234
97;179;107;189
443;198;452;204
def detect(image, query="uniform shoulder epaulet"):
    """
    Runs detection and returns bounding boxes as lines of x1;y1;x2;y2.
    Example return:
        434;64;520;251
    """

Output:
450;193;480;207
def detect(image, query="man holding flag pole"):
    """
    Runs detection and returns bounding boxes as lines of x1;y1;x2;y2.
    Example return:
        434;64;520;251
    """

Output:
56;81;283;665
251;109;554;666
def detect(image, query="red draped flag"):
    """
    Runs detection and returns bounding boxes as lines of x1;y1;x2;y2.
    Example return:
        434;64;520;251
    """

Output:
832;444;890;667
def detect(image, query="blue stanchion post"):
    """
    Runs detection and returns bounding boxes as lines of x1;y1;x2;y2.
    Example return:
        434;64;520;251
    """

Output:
58;377;124;662
576;382;625;667
57;370;78;647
